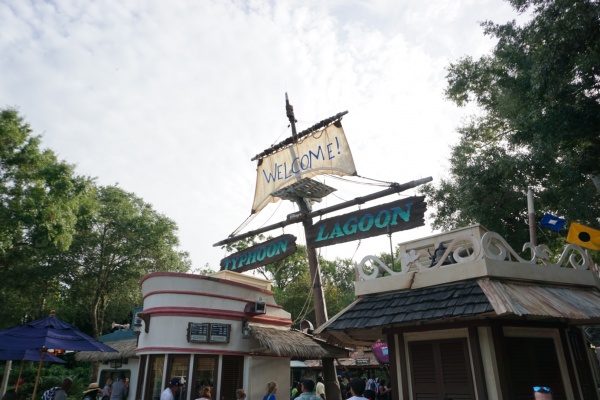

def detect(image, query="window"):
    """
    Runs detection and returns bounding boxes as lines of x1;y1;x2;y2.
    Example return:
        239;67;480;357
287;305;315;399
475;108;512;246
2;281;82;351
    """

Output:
408;338;475;400
219;356;244;400
137;356;148;400
166;355;190;400
145;355;165;400
191;356;218;400
99;369;131;390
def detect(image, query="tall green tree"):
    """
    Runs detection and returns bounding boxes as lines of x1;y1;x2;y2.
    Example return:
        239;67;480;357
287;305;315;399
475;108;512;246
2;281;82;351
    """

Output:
0;109;191;334
0;109;90;326
57;185;190;337
224;236;357;325
425;0;600;248
264;250;356;326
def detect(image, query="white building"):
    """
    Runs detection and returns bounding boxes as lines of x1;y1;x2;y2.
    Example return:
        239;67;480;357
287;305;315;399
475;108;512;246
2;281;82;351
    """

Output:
134;270;344;400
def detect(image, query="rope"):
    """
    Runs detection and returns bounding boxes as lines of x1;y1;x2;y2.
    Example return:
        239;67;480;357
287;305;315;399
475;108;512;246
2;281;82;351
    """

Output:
230;214;256;237
323;174;391;187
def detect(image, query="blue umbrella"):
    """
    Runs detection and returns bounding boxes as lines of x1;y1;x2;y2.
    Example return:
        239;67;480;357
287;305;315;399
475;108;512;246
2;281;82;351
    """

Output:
0;349;65;363
0;312;116;399
0;350;65;395
0;314;116;352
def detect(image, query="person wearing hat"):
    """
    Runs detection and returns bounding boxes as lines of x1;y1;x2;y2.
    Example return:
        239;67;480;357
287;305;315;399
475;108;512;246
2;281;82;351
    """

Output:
160;378;182;400
83;383;101;400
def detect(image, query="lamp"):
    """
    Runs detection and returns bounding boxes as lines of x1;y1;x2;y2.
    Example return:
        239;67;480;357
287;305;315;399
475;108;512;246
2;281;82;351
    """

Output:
242;320;251;339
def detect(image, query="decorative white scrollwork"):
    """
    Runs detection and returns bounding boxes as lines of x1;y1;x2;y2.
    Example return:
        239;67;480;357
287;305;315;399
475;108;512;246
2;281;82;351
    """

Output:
522;242;552;264
553;244;591;270
481;232;529;262
400;250;419;271
355;255;401;280
428;236;482;269
355;230;596;282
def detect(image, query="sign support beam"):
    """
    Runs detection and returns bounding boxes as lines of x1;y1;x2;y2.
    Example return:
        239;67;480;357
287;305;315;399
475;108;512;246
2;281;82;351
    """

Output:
213;177;432;248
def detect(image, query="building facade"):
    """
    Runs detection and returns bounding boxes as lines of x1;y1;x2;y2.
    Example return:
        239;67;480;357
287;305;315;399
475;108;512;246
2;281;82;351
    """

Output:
317;225;600;400
135;270;344;400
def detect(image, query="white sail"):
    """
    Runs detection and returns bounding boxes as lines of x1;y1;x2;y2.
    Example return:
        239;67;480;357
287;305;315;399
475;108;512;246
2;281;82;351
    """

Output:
252;123;356;214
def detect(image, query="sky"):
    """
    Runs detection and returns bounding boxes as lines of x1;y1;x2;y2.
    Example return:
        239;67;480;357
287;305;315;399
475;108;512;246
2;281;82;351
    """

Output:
0;0;522;272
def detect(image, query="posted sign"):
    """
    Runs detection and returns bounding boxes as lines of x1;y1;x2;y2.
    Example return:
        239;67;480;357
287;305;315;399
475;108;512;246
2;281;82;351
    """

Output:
307;196;426;248
252;122;356;214
220;234;297;273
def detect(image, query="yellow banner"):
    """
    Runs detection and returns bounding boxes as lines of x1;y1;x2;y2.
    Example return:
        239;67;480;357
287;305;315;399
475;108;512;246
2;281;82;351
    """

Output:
566;222;600;251
252;123;356;213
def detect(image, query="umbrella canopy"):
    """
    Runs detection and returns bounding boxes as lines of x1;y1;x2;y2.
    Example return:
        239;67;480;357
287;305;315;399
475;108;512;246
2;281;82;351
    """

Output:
0;349;65;364
0;313;116;400
0;315;116;352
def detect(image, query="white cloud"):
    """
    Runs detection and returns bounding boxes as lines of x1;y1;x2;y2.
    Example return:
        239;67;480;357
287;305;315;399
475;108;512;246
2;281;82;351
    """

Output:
0;0;520;270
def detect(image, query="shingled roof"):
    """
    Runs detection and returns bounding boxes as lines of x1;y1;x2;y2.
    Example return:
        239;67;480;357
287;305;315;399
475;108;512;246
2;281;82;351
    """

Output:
324;279;494;331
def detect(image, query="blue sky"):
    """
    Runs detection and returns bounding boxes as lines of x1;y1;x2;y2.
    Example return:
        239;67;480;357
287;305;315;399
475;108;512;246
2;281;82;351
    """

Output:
0;0;523;271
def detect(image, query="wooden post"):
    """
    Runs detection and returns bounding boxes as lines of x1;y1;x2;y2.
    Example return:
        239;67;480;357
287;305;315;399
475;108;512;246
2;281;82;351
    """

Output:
287;96;340;400
0;360;11;397
31;354;45;400
527;187;537;247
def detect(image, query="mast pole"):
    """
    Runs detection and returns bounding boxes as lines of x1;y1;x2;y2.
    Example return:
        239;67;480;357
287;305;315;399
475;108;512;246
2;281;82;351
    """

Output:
285;94;341;400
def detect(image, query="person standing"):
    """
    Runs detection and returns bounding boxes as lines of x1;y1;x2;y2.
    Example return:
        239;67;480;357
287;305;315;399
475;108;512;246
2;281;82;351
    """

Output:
82;383;102;400
160;378;182;400
110;375;128;400
236;389;247;400
533;386;553;400
376;380;389;400
53;378;73;400
195;386;211;400
101;378;112;400
315;377;325;400
347;379;368;400
263;382;277;400
293;380;321;400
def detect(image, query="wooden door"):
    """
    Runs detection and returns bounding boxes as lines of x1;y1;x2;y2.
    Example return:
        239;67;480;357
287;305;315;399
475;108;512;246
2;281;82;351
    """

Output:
408;338;475;400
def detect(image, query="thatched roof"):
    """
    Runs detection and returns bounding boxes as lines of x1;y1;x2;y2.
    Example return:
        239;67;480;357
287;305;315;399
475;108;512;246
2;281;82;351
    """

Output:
249;325;348;359
75;339;137;362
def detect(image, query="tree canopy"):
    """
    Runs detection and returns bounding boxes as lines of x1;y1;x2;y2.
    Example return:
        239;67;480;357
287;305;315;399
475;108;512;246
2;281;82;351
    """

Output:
0;109;190;333
224;236;356;325
424;0;600;248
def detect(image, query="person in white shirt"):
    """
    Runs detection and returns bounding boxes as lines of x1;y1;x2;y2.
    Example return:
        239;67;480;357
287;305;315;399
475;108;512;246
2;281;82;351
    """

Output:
347;378;368;400
160;378;182;400
315;377;325;400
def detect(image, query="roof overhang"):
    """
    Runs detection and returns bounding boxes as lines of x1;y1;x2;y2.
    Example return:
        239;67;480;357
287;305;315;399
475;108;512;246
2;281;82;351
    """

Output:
317;278;600;347
75;338;138;362
248;325;349;359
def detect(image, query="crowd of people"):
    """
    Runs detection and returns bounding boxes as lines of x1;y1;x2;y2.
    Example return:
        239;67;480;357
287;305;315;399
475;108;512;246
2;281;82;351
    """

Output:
7;368;553;400
287;375;389;400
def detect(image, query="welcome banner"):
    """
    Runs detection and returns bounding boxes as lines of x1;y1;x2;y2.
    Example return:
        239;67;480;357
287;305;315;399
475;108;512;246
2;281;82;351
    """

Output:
251;122;356;214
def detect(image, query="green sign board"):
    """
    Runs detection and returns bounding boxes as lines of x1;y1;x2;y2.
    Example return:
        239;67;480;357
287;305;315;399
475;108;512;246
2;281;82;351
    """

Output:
220;234;297;273
307;196;426;248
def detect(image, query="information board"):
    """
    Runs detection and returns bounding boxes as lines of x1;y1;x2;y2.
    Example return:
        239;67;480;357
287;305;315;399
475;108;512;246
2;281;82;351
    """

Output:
209;323;231;343
187;322;231;344
187;322;209;343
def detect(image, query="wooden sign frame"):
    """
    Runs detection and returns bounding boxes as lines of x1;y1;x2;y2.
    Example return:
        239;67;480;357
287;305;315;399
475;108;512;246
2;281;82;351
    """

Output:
220;234;297;273
307;196;426;248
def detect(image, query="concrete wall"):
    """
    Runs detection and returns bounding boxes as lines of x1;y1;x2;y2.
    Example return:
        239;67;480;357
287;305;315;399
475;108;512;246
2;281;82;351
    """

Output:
248;357;290;400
